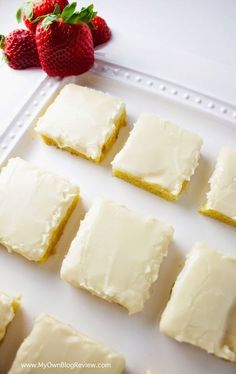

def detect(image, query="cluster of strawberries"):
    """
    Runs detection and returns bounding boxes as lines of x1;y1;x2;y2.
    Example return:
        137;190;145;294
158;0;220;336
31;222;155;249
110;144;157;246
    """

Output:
0;0;111;77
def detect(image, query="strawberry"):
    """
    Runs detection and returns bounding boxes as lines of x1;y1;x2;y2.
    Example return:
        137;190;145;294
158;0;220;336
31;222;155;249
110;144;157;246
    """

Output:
0;29;40;70
35;3;96;77
91;16;111;47
16;0;69;33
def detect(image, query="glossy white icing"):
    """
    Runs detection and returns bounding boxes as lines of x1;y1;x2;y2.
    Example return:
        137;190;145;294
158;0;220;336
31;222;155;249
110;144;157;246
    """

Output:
204;148;236;219
0;157;80;261
61;197;173;314
35;84;125;160
112;113;203;196
160;242;236;362
9;314;125;374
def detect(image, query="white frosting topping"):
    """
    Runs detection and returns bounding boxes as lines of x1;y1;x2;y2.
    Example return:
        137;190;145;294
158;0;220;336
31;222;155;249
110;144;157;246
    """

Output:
61;197;173;314
0;292;15;342
35;84;125;160
204;148;236;219
112;113;203;195
0;157;80;261
9;314;125;374
145;371;158;374
160;242;236;362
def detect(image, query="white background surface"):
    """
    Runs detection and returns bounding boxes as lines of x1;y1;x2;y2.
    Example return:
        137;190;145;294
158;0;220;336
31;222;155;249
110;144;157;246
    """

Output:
0;0;236;135
0;71;236;374
0;1;236;373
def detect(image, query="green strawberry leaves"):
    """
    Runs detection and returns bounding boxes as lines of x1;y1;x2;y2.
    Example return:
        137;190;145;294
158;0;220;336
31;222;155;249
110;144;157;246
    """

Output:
54;4;61;16
16;8;23;23
41;14;58;28
0;35;8;64
16;1;97;28
66;4;97;26
16;1;34;22
61;2;77;21
0;35;5;49
1;53;9;64
41;3;97;29
24;1;34;20
32;4;60;26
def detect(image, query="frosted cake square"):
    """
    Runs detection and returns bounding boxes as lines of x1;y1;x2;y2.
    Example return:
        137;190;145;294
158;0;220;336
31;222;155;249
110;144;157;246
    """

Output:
0;157;80;262
61;197;173;314
112;113;203;200
35;84;126;163
0;292;20;342
199;148;236;227
160;242;236;362
9;314;125;374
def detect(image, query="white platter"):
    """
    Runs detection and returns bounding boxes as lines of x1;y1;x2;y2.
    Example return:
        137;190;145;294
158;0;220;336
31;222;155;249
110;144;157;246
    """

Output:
0;60;236;374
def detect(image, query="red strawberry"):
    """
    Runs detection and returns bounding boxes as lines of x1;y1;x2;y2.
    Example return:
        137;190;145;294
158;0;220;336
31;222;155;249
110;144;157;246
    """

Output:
35;3;96;77
17;0;69;33
91;16;111;47
0;29;40;70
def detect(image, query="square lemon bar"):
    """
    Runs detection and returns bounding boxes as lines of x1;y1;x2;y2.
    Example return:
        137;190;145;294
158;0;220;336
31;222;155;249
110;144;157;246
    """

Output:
199;148;236;227
160;242;236;362
0;292;20;342
61;197;173;314
35;84;126;163
0;157;80;262
9;314;125;374
112;113;203;201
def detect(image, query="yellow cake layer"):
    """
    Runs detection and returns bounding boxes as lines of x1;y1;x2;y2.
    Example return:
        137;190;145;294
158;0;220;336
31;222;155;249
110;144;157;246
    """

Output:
40;195;80;263
199;207;236;228
69;279;128;312
41;109;127;164
112;168;187;201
